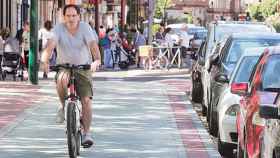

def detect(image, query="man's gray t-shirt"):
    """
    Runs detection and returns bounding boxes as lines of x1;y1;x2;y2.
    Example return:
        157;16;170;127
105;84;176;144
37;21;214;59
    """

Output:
52;22;97;65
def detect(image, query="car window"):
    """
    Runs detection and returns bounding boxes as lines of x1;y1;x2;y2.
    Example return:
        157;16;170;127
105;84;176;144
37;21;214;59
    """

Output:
261;54;280;91
224;39;280;64
206;24;273;58
233;56;259;83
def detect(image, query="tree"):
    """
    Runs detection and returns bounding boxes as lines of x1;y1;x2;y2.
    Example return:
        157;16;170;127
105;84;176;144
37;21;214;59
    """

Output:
260;0;278;17
155;0;171;19
249;3;264;21
248;0;277;21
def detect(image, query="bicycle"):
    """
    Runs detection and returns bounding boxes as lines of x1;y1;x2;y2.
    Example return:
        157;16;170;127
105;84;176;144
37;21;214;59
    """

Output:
151;47;169;70
52;63;91;158
145;42;169;70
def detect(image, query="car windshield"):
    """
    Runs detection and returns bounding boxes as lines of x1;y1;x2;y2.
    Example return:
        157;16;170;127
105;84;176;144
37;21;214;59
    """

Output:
233;56;259;83
224;39;280;64
261;54;280;92
206;24;272;58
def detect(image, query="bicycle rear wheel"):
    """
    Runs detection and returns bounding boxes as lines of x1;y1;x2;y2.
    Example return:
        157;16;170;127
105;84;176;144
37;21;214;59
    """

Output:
67;102;80;158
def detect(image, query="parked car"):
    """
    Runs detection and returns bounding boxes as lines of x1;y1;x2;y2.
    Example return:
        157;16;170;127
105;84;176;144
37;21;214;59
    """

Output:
216;47;265;157
206;32;280;136
167;23;194;45
231;46;280;158
189;29;208;51
191;20;275;116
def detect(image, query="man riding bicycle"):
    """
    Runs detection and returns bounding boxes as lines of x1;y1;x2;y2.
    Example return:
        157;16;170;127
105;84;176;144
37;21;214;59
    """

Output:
41;4;101;148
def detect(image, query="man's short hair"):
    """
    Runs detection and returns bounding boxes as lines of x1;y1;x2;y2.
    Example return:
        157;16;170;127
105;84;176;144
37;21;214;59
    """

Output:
63;4;80;15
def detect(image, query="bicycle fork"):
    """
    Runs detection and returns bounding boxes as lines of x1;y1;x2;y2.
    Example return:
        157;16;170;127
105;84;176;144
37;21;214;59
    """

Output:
65;72;82;134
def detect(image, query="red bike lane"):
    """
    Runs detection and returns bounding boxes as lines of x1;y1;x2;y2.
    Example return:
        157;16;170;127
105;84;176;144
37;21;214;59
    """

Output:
162;80;221;158
0;82;44;129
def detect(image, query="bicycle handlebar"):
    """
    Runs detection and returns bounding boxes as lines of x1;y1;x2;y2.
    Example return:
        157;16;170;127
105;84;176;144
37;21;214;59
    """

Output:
50;64;91;72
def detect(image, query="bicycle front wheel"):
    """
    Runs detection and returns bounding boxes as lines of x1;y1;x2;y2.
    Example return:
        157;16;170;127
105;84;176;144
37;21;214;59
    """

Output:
67;102;80;158
157;56;169;70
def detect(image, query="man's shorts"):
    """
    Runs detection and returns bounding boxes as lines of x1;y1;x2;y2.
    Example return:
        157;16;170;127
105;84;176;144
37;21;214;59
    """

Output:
55;69;93;98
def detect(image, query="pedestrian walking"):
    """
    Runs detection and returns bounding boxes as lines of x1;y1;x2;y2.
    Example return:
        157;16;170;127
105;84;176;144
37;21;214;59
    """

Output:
133;28;146;68
39;20;55;79
179;25;193;68
155;26;165;45
100;29;112;69
21;22;30;70
164;27;174;48
41;4;101;148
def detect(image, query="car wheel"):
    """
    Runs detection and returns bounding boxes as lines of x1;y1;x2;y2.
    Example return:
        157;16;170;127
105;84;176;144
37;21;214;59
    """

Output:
273;147;280;158
201;102;207;116
206;90;211;123
218;130;235;157
209;99;218;137
191;76;203;103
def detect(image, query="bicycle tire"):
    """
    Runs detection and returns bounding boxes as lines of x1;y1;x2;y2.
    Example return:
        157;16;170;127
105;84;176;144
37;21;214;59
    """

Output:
67;102;79;158
158;56;169;70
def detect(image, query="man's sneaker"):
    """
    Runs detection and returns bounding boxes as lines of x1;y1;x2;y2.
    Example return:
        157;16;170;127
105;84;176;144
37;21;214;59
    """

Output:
81;133;94;148
56;107;65;124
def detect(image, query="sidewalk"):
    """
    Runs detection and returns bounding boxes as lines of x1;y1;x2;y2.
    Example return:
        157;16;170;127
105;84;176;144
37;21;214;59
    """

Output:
0;69;221;158
0;81;45;135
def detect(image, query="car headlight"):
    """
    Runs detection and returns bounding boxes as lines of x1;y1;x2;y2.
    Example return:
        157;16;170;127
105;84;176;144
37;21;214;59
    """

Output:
225;104;239;116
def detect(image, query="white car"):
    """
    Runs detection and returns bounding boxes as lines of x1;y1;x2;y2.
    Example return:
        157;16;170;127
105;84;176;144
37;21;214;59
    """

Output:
201;21;276;120
216;47;265;156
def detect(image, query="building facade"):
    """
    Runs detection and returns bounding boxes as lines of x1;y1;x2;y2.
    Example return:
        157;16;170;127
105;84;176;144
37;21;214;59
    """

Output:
166;0;209;25
0;0;31;36
207;0;247;22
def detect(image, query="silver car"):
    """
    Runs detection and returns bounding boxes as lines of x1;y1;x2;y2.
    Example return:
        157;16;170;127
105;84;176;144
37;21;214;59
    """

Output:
217;47;265;156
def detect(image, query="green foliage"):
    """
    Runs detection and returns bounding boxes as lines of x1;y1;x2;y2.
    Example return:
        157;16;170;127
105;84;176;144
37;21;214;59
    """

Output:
260;0;277;17
152;24;161;35
266;13;280;32
186;14;193;24
248;3;264;21
248;0;277;21
155;0;171;19
273;23;280;32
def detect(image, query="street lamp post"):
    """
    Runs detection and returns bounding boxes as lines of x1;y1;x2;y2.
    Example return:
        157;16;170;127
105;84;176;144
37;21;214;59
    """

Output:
29;0;39;84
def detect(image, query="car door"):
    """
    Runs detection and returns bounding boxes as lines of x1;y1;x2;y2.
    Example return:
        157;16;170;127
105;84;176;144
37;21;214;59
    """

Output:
210;38;232;110
243;53;267;157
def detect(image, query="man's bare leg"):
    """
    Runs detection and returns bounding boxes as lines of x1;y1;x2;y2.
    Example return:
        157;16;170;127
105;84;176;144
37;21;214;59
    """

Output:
56;72;69;108
81;97;92;133
81;97;94;147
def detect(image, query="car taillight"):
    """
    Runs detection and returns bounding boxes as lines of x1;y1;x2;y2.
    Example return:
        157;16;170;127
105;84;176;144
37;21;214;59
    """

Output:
231;82;249;95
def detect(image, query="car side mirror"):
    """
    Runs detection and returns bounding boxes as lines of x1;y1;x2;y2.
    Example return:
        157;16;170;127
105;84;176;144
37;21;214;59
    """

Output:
215;74;229;83
231;82;249;96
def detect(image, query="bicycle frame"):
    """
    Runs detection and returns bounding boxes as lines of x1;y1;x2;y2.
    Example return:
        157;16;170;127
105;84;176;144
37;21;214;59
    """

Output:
52;64;90;158
68;68;78;101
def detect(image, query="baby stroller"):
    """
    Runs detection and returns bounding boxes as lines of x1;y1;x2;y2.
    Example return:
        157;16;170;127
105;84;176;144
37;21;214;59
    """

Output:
1;37;23;81
112;39;136;70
